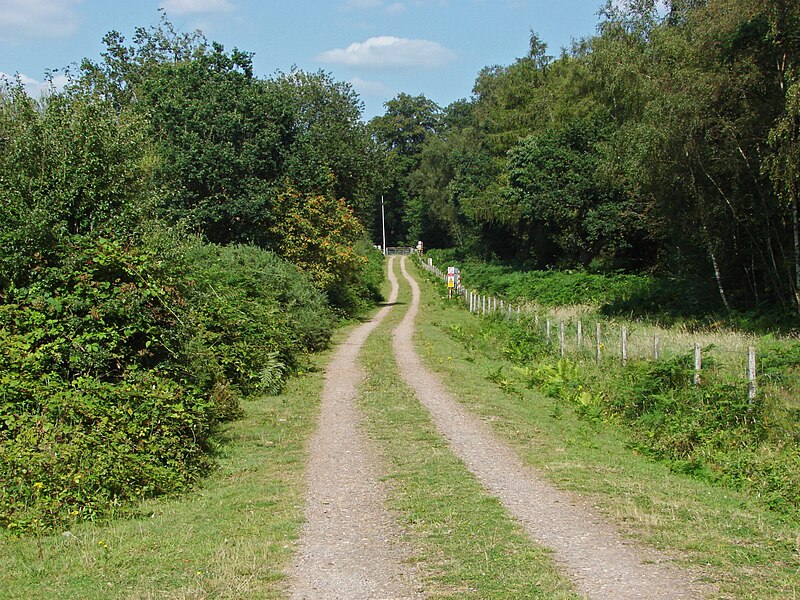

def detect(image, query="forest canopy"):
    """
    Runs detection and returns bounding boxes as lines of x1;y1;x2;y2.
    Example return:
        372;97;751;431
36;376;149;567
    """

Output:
370;0;800;314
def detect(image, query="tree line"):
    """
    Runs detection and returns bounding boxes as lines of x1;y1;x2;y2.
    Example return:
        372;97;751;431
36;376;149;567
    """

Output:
369;0;800;316
0;14;384;532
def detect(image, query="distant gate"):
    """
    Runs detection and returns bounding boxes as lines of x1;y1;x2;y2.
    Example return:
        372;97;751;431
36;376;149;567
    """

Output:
385;247;415;255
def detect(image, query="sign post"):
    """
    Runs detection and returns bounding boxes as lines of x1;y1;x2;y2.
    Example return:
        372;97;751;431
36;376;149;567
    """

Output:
446;267;460;299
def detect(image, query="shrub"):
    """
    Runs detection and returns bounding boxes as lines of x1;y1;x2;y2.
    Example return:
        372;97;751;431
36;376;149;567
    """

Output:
0;230;336;534
166;237;335;397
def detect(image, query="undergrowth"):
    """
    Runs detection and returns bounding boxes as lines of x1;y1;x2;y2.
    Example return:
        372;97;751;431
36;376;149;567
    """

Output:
427;248;800;331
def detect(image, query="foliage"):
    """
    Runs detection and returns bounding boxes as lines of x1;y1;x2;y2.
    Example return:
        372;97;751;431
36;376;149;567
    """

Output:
80;16;381;289
0;30;367;535
368;93;442;244
268;188;371;314
164;236;335;397
0;235;211;533
130;44;291;245
274;69;378;225
427;249;654;306
0;85;151;290
505;117;648;269
422;258;800;514
377;0;800;316
476;311;800;513
0;229;334;533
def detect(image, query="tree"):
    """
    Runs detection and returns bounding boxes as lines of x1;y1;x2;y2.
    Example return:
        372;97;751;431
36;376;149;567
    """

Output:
268;188;366;310
369;93;441;244
0;84;151;290
272;69;378;226
505;117;645;269
135;45;294;245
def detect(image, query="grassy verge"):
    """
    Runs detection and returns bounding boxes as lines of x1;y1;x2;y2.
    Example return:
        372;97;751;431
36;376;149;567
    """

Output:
0;328;354;599
409;260;800;599
357;259;579;598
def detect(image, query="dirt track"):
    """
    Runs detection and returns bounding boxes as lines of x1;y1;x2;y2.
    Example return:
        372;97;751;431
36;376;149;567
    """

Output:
290;256;709;599
289;256;421;599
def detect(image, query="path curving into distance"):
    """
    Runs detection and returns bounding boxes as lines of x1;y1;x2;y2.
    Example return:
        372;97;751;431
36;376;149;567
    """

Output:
392;256;709;600
289;256;421;600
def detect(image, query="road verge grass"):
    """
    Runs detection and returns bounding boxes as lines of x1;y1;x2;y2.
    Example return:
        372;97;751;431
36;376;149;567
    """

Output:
410;260;800;599
357;259;579;598
0;328;354;599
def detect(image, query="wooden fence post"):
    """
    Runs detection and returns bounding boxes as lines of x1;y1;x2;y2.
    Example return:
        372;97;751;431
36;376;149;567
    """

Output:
748;347;757;401
577;320;583;352
694;343;702;385
546;320;551;348
654;333;660;361
560;321;566;357
596;323;602;365
621;326;628;366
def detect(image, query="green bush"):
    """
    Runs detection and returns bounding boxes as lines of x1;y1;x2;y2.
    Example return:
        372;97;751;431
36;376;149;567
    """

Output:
0;231;335;534
427;250;653;307
0;373;214;533
167;237;335;397
0;70;374;538
0;236;216;532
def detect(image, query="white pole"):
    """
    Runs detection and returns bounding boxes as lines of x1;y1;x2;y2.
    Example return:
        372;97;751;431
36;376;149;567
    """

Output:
381;195;386;256
596;323;602;365
621;326;628;366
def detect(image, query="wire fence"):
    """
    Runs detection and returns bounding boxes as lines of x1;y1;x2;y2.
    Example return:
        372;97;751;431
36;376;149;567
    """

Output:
418;255;800;408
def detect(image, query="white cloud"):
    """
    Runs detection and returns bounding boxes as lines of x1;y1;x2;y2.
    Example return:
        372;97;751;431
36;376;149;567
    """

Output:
0;0;82;41
159;0;235;16
318;36;456;69
1;71;69;98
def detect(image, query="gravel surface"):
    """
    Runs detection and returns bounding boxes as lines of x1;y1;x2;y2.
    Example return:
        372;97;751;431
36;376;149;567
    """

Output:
392;256;711;600
289;256;422;600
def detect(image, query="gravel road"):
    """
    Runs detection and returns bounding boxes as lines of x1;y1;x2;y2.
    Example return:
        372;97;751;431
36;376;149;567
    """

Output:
289;256;422;600
392;256;710;600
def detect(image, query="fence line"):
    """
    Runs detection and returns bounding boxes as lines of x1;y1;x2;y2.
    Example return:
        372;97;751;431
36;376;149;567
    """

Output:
416;254;761;398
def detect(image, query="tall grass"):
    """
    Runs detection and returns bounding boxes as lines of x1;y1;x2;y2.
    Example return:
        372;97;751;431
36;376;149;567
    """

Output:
421;254;800;516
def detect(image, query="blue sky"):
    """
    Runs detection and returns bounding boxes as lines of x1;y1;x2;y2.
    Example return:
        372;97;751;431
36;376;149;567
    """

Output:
1;0;608;120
